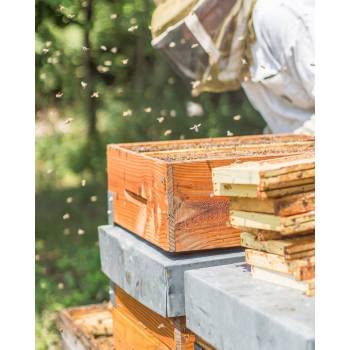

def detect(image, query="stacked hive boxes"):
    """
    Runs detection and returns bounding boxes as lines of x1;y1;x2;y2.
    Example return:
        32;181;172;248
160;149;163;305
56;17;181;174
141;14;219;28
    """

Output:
107;134;314;252
213;153;315;296
102;134;314;349
98;225;244;349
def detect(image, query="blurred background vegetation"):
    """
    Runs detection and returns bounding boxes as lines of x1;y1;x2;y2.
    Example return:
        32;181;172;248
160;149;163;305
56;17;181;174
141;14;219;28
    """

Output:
35;0;265;348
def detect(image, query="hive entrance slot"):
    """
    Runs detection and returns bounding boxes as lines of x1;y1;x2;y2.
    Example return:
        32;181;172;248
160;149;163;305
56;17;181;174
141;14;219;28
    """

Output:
124;189;148;205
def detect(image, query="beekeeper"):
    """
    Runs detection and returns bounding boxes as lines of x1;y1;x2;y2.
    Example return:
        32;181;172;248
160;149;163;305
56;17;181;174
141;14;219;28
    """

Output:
151;0;315;135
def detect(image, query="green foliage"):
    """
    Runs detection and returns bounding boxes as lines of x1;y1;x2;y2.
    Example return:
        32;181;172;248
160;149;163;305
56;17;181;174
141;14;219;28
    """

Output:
36;0;265;347
36;183;109;349
36;0;265;188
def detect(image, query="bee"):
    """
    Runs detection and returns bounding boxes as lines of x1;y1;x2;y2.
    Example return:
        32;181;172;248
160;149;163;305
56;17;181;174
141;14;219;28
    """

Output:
128;25;138;32
91;91;100;98
77;228;85;235
190;123;202;133
90;195;98;202
122;109;133;117
64;117;74;124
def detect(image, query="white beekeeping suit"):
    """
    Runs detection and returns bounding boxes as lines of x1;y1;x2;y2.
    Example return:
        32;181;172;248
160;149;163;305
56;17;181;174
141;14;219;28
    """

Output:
151;0;315;135
242;0;315;134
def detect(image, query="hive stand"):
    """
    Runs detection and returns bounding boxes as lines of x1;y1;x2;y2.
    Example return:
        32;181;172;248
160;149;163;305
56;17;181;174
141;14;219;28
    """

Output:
98;225;244;318
185;263;315;350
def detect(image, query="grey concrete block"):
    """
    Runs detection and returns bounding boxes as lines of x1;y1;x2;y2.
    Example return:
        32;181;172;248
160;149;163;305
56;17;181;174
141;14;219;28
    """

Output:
98;225;244;318
185;263;315;350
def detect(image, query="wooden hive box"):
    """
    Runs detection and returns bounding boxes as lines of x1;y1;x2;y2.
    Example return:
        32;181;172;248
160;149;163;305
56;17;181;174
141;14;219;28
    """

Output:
107;134;314;252
56;304;114;350
112;286;209;350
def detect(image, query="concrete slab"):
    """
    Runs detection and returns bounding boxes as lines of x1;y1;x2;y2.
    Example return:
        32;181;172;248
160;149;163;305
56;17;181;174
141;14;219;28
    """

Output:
98;225;244;318
185;263;315;350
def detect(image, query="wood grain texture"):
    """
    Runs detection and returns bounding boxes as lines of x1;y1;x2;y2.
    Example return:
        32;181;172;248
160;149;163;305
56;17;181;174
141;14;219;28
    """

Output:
213;153;314;185
245;249;314;281
241;232;315;256
112;308;170;350
284;250;315;260
57;304;114;350
214;182;315;199
230;191;315;216
237;227;314;241
113;286;196;350
108;134;314;252
260;169;314;189
213;153;315;199
108;146;170;250
171;160;241;251
230;209;315;235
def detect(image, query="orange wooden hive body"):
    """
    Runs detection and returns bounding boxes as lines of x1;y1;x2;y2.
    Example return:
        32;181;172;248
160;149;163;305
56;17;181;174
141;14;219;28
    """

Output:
57;304;114;350
107;134;314;252
112;286;196;350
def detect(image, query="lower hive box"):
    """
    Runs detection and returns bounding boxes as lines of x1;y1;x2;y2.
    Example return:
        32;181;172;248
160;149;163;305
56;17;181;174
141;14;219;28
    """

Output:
56;303;114;350
112;286;211;350
107;134;314;252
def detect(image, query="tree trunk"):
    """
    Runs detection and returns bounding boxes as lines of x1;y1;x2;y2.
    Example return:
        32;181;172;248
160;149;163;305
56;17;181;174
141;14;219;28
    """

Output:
84;0;97;139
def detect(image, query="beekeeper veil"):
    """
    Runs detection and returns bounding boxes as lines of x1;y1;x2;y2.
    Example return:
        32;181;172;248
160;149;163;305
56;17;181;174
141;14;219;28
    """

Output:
151;0;256;96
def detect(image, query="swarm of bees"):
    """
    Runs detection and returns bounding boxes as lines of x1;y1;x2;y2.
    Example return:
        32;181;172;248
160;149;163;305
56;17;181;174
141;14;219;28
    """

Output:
44;8;248;245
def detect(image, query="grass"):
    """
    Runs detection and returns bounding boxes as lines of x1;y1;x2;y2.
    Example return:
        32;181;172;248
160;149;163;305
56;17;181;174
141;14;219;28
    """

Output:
35;182;109;349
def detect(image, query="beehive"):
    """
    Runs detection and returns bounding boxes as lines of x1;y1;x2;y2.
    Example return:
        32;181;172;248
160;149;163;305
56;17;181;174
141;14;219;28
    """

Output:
107;134;314;252
57;304;114;350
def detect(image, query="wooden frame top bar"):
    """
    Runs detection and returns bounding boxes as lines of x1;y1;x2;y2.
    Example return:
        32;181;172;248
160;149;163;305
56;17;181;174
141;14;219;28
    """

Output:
108;134;314;163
